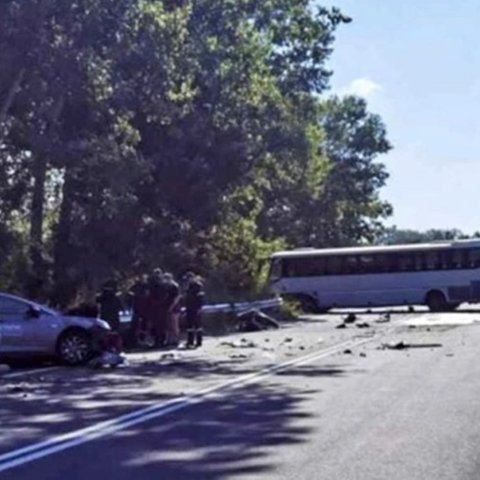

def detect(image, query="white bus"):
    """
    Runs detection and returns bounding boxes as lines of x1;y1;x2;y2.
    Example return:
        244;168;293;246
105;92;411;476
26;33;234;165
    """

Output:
269;240;480;312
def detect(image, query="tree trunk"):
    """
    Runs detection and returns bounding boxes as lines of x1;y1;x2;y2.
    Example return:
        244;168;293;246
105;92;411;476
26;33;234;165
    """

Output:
52;169;75;308
27;155;48;298
0;68;25;144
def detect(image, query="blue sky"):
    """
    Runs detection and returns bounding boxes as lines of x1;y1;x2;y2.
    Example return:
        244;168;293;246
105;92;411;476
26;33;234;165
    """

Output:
324;0;480;233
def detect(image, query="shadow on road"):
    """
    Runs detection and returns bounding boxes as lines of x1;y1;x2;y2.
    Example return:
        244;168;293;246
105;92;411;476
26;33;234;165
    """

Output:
0;353;359;479
77;381;320;480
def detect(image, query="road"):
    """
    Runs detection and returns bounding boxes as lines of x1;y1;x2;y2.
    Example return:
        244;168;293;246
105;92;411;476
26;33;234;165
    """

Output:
2;309;480;479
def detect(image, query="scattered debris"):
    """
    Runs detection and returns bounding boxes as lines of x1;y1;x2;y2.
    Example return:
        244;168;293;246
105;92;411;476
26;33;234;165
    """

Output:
229;353;249;360
380;340;408;350
376;313;391;323
356;322;371;329
160;352;181;361
343;313;357;324
220;338;258;349
380;341;443;351
7;385;26;394
237;309;280;332
90;351;127;368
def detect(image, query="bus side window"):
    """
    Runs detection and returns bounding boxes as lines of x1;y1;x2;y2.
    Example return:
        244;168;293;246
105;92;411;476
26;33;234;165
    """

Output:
398;253;414;272
283;259;293;277
343;256;357;274
381;253;398;273
414;252;426;271
451;250;466;269
312;257;326;276
358;255;375;274
325;256;342;276
270;258;283;280
424;252;438;270
469;249;480;268
443;251;454;269
461;249;470;269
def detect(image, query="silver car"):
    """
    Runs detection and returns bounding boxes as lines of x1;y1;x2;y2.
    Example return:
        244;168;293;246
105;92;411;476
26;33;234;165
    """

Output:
0;292;111;365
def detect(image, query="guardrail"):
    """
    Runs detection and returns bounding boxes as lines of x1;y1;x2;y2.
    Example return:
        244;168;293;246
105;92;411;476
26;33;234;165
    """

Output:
119;297;283;323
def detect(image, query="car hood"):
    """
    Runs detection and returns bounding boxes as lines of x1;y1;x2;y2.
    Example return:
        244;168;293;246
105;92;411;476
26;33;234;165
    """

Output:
61;315;111;331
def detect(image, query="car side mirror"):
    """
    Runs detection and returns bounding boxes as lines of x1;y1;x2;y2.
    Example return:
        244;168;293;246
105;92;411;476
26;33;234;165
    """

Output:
25;306;41;319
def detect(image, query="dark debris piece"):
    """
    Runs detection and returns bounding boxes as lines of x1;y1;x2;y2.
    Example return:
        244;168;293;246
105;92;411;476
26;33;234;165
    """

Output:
237;309;280;332
356;322;370;329
343;313;357;324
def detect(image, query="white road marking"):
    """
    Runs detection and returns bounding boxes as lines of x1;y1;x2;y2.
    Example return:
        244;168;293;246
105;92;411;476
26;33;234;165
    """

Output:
0;337;372;473
1;366;59;380
402;314;480;327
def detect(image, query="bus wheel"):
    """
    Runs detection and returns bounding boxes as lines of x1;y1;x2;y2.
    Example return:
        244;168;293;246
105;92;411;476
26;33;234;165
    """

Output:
426;290;448;312
447;302;460;312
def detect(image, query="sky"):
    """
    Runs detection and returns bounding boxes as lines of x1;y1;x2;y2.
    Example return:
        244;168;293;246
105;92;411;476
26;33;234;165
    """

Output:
323;0;480;234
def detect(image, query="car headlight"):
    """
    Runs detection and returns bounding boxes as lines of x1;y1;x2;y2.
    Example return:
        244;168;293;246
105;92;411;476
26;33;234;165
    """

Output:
95;319;111;331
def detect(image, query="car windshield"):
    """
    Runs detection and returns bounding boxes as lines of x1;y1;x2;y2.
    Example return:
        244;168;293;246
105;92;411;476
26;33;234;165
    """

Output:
1;294;59;316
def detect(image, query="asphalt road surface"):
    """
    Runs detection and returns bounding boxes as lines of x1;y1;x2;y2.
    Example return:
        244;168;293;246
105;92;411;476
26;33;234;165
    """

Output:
2;308;480;479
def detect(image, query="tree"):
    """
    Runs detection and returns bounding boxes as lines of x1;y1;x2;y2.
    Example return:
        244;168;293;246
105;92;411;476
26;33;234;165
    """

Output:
377;227;472;245
0;1;394;304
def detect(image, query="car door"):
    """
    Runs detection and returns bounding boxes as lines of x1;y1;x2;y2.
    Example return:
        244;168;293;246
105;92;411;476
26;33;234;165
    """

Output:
0;296;30;353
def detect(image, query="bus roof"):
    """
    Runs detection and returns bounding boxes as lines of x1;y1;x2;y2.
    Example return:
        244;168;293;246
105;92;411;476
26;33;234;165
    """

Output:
271;239;480;259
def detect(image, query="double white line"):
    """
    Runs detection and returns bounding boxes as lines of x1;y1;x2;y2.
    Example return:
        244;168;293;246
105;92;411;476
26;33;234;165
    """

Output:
0;338;371;473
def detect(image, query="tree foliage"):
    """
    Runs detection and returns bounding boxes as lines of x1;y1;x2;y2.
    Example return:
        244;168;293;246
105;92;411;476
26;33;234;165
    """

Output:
377;227;479;245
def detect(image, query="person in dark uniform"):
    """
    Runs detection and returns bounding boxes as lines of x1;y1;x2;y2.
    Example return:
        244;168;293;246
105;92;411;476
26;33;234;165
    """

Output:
96;280;123;332
126;274;149;348
183;272;205;348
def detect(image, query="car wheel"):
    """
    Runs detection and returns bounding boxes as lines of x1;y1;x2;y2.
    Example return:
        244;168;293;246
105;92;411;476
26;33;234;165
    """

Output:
56;329;92;366
426;290;448;312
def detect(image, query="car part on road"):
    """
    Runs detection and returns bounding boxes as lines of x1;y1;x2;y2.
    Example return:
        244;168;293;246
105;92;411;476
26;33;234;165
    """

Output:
236;309;280;332
343;313;357;324
56;329;92;366
89;351;126;369
379;340;443;350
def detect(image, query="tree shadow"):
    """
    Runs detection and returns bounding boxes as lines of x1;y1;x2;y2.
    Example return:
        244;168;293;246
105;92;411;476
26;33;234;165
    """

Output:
0;353;357;473
59;381;321;480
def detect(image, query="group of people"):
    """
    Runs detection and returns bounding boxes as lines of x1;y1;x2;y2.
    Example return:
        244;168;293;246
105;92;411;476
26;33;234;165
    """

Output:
96;269;205;350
